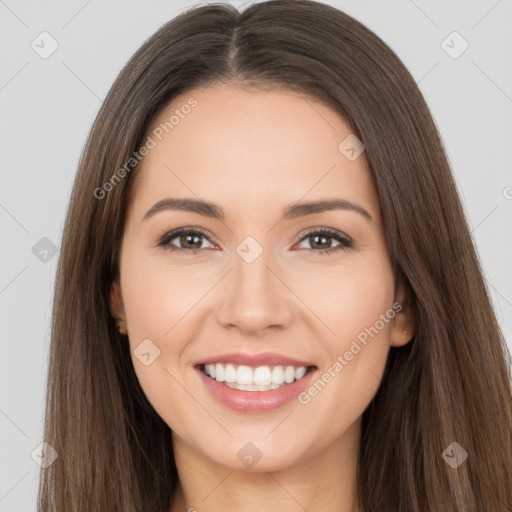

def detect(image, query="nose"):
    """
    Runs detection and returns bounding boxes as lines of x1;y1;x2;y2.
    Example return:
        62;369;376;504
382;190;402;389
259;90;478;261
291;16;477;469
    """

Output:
215;247;295;335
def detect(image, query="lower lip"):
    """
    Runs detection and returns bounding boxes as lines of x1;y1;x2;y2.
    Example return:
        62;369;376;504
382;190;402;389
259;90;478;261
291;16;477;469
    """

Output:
195;366;317;413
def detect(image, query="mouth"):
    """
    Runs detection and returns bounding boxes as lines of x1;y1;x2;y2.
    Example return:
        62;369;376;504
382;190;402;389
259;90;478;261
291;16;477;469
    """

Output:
197;362;317;392
193;352;318;412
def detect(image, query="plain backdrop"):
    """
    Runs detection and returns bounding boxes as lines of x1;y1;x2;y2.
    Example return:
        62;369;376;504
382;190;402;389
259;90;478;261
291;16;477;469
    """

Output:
1;0;511;509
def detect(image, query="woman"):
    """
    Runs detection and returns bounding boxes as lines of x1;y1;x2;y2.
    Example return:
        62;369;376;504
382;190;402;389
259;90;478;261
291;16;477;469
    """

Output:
38;1;512;511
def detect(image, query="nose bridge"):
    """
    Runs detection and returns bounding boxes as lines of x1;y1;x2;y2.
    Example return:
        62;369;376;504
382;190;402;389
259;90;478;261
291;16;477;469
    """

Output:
234;242;273;295
216;236;293;333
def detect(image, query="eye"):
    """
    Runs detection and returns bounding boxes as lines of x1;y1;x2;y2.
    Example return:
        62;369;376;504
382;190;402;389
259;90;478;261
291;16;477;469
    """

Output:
295;227;353;256
156;227;215;254
156;226;353;256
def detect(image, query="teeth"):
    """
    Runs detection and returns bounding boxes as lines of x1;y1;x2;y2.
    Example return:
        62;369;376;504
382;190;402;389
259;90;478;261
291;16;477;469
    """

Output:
224;382;280;391
284;366;295;383
215;363;225;382
271;366;285;385
237;365;253;385
253;366;272;386
203;363;309;388
225;363;237;382
295;366;307;380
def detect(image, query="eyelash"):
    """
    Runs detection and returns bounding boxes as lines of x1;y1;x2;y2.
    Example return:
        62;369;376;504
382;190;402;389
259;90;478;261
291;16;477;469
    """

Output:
156;226;353;256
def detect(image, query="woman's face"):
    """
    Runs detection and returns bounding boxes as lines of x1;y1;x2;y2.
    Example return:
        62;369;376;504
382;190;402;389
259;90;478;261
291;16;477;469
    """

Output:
111;83;412;472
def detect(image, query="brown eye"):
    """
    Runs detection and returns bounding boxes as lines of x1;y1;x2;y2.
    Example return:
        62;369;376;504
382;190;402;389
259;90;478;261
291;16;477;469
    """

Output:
296;228;352;256
157;228;214;253
177;232;204;249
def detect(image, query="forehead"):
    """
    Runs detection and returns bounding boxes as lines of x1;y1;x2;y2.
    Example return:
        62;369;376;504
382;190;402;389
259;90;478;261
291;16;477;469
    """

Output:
129;83;378;222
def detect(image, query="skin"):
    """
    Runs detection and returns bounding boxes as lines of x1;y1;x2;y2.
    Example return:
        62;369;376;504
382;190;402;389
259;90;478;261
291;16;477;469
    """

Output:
110;83;415;512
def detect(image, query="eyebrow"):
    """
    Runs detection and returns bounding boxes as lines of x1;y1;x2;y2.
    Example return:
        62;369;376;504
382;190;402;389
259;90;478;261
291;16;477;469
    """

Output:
142;197;373;223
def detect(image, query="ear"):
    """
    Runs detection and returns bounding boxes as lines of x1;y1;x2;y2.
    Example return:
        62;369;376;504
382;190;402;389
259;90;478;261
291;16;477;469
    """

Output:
390;279;416;347
110;278;127;335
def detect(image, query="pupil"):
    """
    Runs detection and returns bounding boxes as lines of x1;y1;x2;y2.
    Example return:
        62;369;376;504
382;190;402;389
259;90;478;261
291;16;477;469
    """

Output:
182;233;201;248
312;234;330;249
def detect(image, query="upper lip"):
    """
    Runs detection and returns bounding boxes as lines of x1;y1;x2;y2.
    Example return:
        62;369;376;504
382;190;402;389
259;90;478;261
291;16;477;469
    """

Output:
195;352;316;368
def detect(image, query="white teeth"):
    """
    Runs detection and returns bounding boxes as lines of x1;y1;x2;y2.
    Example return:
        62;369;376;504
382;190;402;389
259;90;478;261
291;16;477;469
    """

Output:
203;363;310;387
284;366;295;383
215;363;225;382
237;365;253;385
224;382;280;391
253;366;272;386
224;363;237;383
295;366;307;380
271;366;285;385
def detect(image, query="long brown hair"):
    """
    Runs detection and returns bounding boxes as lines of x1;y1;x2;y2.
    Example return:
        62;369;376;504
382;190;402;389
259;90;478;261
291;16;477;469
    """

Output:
38;1;512;510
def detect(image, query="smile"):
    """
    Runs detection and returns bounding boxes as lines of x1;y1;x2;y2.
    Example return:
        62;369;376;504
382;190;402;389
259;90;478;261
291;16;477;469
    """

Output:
202;363;311;391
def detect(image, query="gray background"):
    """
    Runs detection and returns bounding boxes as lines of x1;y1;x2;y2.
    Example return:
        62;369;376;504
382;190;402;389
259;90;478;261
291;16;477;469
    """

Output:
1;0;511;509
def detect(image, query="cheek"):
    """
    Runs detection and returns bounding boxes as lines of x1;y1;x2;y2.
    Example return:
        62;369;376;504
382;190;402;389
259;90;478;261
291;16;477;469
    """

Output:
120;253;210;342
119;254;205;429
339;261;395;372
292;252;395;344
118;252;196;376
296;254;395;414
